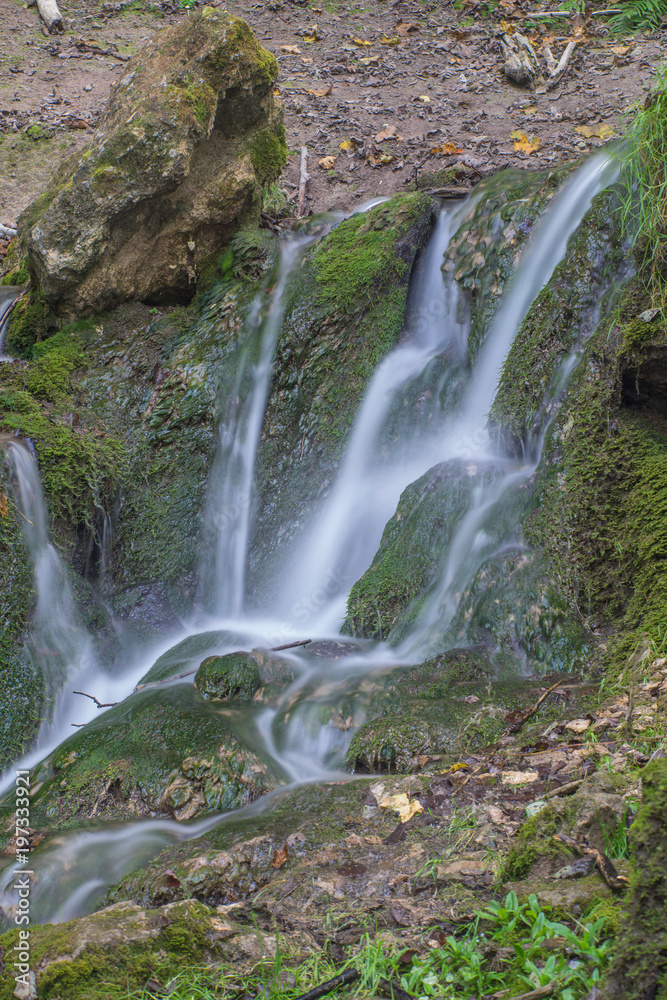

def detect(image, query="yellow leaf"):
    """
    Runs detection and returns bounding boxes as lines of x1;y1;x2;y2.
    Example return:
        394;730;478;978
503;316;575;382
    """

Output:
379;35;400;45
523;105;537;116
510;129;541;154
366;148;395;166
380;792;424;823
280;45;302;54
339;138;361;152
418;94;431;103
318;155;336;169
430;141;462;155
352;37;372;47
574;123;616;139
304;23;321;42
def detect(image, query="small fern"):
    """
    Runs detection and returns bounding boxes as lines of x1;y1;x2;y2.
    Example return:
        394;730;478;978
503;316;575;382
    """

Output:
608;0;667;32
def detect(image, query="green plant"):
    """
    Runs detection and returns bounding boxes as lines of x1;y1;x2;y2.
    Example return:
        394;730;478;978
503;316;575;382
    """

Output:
618;66;667;315
608;0;667;33
601;799;637;859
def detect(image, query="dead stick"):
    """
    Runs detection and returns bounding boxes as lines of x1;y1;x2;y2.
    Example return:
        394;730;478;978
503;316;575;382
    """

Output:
293;969;360;1000
506;679;565;734
543;43;558;76
547;40;576;90
270;638;312;651
543;778;584;799
529;8;619;16
73;690;118;709
36;0;64;33
493;984;556;1000
297;145;309;219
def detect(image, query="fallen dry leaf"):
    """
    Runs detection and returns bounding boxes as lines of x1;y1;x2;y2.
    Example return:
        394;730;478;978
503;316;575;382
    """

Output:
565;718;591;733
339;137;362;152
575;124;616;139
280;45;302;54
318;155;336;169
380;792;424;822
430;141;463;155
0;492;7;517
379;35;400;45
352;37;372;47
375;124;400;142
272;843;290;868
303;23;321;42
307;85;332;96
510;129;541;154
360;55;381;66
500;769;540;785
395;20;419;34
366;148;395;166
418;94;431;103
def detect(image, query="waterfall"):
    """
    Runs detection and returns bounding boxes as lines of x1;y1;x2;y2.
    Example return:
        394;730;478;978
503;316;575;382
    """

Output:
0;287;19;360
0;153;626;927
199;236;313;618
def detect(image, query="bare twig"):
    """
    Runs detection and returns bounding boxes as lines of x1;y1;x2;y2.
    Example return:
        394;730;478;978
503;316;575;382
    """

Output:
546;40;576;90
543;778;584;799
506;679;565;734
271;638;312;651
293;969;360;1000
493;985;556;1000
297;145;309;219
528;8;619;16
73;690;118;709
0;224;17;239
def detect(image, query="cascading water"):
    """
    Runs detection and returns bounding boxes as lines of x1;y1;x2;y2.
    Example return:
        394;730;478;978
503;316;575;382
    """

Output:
0;152;627;928
0;287;19;360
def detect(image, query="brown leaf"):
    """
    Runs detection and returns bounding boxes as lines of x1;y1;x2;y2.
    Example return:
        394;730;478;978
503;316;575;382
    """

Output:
359;55;381;66
272;843;290;868
366;148;395;166
318;155;336;169
395;20;419;34
307;85;332;96
0;492;8;517
163;870;181;888
375;124;400;142
280;45;302;54
336;862;367;876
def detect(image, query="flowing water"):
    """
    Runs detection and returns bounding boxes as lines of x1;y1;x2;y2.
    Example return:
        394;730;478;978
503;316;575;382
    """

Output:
0;152;624;926
0;287;20;360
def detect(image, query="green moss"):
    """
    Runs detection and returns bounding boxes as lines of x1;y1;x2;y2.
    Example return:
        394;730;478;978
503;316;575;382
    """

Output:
194;651;261;700
0;900;226;1000
248;124;287;183
499;807;570;883
601;760;667;999
5;294;52;357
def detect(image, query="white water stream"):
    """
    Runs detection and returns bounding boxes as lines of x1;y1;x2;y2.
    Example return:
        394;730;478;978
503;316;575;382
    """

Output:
0;152;622;926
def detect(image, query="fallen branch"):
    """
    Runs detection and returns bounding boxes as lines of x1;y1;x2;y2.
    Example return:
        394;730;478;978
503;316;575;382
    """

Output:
425;186;473;198
529;8;619;15
506;678;565;734
553;834;630;892
271;638;312;651
297;145;309;219
0;224;17;239
73;690;118;709
543;777;584;799
37;0;64;33
546;40;576;90
293;969;360;1000
493;985;556;1000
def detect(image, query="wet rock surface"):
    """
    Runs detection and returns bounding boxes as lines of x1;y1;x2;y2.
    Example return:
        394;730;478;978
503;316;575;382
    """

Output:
18;8;285;317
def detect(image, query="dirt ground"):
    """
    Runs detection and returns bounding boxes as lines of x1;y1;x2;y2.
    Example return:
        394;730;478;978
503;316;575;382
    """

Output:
0;0;664;229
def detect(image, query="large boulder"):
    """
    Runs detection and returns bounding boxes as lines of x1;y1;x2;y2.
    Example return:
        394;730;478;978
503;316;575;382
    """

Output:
19;7;285;317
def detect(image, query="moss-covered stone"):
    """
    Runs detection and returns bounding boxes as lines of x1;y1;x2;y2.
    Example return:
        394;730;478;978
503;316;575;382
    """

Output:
247;193;436;599
0;686;272;833
0;898;249;1000
195;651;260;700
602;760;667;1000
18;8;284;317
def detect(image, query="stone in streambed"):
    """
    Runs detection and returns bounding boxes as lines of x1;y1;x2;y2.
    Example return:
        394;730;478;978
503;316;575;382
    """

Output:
195;651;260;701
18;7;285;318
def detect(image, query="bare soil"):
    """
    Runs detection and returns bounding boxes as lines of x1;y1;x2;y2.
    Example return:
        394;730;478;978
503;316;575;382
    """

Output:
0;0;664;231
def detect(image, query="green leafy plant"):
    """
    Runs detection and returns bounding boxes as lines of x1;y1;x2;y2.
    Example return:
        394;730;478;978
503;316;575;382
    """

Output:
608;0;667;33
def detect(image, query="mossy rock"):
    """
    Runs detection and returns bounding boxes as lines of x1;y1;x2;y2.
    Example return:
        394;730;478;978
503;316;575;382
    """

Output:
19;8;284;318
602;760;667;1000
195;651;260;701
246;192;436;600
346;709;460;773
0;898;257;1000
1;687;273;834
